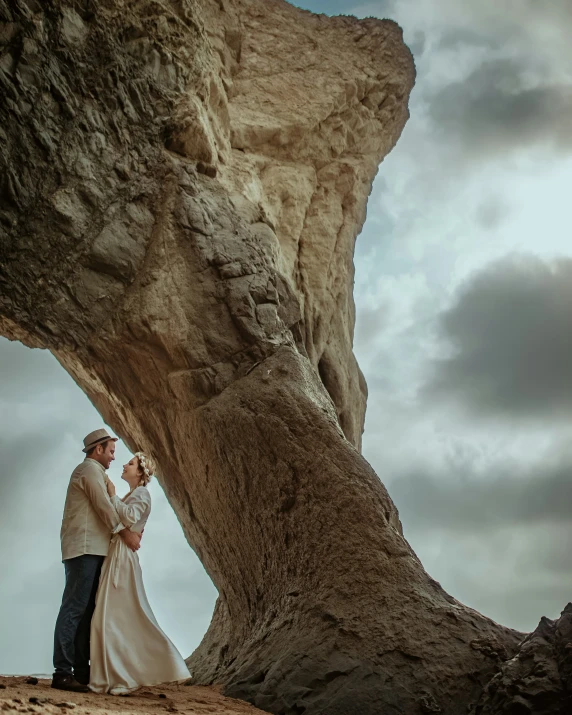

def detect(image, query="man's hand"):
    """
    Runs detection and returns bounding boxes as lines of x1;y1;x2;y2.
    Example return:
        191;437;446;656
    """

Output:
120;529;142;552
106;478;116;497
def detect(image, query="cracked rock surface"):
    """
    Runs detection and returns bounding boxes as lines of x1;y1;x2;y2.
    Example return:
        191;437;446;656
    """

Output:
470;604;572;715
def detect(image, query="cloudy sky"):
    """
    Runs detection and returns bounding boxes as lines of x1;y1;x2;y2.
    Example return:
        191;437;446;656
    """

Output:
2;0;572;675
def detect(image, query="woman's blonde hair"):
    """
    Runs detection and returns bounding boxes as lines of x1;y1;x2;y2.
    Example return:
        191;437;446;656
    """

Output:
134;452;156;487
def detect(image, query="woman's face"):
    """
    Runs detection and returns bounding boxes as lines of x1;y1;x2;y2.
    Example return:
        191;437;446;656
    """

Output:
121;457;141;483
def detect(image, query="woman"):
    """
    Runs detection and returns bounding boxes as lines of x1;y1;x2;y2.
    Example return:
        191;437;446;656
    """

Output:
89;452;190;695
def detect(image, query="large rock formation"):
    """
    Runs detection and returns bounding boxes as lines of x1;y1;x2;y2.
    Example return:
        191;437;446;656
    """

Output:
470;604;572;715
0;1;534;713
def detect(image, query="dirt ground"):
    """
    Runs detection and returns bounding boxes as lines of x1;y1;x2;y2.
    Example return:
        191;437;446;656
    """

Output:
0;677;266;715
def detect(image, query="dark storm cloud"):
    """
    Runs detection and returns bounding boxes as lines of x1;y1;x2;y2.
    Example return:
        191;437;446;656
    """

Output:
390;452;572;535
428;58;572;156
293;0;377;15
474;196;509;231
0;432;65;525
421;254;572;419
407;30;426;58
0;339;64;401
354;304;390;348
499;0;572;28
0;340;79;526
436;27;502;52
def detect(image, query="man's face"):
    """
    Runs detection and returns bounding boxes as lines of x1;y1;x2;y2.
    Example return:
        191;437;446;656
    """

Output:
93;441;116;469
102;442;116;469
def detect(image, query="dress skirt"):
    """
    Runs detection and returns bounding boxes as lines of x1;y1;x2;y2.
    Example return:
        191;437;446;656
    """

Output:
89;534;190;694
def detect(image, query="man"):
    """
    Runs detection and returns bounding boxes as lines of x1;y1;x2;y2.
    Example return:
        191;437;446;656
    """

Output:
51;429;142;692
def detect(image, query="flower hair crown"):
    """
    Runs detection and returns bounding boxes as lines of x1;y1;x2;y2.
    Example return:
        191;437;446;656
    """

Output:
134;451;152;484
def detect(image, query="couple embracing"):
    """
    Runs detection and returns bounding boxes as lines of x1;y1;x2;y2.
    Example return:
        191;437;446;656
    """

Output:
51;429;189;695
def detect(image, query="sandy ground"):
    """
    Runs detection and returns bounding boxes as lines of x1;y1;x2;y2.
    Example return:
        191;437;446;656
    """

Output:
0;677;266;715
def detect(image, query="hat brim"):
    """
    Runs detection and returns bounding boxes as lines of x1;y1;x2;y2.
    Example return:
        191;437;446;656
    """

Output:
83;436;118;453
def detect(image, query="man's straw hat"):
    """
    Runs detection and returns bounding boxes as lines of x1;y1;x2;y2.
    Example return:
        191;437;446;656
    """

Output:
82;428;118;454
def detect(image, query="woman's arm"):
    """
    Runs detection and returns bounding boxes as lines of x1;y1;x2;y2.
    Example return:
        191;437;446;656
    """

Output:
111;488;151;528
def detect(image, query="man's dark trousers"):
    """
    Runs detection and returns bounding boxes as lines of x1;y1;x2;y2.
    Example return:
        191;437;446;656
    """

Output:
53;554;104;680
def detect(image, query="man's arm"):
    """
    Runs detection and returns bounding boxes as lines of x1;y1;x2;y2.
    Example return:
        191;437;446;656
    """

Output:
120;530;142;551
82;467;123;534
82;467;141;552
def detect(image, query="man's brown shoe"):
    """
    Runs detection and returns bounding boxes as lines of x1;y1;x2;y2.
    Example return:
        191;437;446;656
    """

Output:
51;673;89;692
73;670;89;686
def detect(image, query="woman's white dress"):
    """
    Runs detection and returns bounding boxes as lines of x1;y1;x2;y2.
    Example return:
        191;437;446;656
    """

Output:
89;486;190;695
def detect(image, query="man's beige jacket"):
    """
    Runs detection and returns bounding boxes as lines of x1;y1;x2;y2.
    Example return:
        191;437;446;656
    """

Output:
60;458;122;561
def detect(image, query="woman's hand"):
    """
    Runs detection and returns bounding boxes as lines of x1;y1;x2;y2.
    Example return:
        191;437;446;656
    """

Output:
106;478;116;497
120;529;141;552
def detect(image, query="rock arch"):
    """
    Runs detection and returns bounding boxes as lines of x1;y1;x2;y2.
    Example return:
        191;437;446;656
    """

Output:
0;1;528;713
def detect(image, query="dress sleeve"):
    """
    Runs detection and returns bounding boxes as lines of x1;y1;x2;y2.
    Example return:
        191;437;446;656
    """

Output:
111;488;151;528
82;466;123;534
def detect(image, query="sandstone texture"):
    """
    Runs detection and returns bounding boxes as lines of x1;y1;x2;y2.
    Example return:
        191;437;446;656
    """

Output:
0;1;537;714
470;603;572;715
